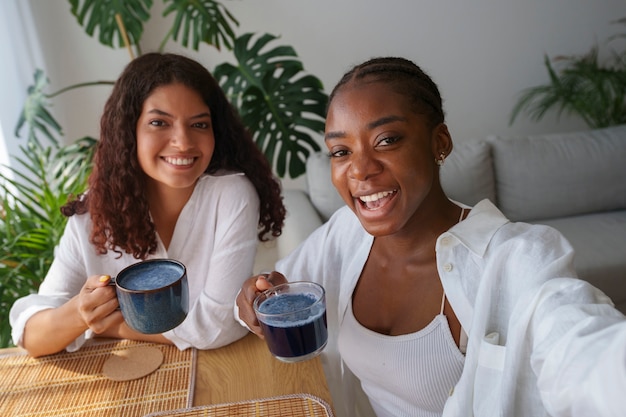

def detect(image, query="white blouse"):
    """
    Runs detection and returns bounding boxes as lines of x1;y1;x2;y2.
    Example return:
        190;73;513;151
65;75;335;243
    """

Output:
11;172;258;351
274;199;626;417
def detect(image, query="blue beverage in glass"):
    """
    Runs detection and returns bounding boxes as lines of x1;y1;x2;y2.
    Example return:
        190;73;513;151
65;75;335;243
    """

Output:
254;282;327;362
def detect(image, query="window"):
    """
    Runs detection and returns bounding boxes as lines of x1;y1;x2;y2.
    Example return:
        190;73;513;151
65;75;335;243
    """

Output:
0;1;45;174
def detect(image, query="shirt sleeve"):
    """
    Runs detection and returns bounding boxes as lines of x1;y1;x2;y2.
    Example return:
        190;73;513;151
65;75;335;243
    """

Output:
9;215;92;351
531;278;626;417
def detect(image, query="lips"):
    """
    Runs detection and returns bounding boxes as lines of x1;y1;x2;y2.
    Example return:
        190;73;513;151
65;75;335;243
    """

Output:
357;189;397;210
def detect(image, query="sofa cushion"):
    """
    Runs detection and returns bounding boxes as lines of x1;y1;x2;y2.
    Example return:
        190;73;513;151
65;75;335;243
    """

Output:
535;210;626;314
441;140;496;206
490;125;626;221
305;152;345;221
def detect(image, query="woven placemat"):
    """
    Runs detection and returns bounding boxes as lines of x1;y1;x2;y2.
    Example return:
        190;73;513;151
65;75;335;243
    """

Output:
144;394;334;417
0;339;195;417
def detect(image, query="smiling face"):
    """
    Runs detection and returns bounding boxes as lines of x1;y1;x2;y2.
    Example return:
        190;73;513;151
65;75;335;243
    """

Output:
325;81;452;237
136;82;215;195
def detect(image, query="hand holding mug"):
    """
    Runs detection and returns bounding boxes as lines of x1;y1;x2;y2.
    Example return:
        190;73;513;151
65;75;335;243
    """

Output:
77;274;123;334
236;271;288;338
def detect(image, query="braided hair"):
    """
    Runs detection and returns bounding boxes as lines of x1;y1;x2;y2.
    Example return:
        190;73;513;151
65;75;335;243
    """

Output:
328;57;445;129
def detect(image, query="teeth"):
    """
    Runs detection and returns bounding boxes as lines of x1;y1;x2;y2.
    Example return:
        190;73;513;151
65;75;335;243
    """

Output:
360;190;395;203
165;157;194;166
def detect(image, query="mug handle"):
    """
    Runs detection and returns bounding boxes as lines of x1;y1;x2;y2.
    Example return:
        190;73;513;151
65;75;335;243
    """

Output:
102;275;121;310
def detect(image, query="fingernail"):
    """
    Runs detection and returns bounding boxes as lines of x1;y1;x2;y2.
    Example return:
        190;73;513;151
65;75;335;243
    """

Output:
99;275;111;282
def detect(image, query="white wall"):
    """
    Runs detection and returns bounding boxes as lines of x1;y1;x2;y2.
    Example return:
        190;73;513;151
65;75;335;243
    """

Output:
24;0;625;180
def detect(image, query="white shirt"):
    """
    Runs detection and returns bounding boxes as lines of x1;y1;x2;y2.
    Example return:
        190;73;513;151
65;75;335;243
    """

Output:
274;199;626;417
11;172;258;351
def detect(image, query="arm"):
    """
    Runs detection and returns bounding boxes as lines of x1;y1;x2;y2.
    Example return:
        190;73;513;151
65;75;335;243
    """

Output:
20;275;123;357
531;279;626;417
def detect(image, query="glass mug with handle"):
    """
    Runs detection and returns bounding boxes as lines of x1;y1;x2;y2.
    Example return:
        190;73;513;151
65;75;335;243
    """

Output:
253;281;328;362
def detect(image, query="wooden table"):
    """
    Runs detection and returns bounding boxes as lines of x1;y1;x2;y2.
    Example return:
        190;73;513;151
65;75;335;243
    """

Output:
1;332;334;414
194;332;333;406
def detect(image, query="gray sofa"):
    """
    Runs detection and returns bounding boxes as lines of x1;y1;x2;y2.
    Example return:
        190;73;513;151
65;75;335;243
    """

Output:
257;125;626;313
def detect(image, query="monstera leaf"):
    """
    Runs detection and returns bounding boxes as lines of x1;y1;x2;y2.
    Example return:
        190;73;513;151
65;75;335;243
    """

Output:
14;69;63;147
15;70;113;148
214;33;327;178
69;0;238;52
69;0;152;48
163;0;238;50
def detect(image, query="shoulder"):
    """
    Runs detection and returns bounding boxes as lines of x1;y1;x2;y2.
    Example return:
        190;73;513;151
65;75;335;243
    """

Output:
303;206;370;254
63;211;92;238
454;199;573;256
323;206;365;237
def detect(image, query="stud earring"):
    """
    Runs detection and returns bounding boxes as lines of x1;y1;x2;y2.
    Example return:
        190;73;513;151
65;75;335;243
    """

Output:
435;152;446;166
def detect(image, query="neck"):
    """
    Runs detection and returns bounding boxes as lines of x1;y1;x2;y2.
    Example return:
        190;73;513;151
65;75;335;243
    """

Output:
376;197;461;260
146;181;197;248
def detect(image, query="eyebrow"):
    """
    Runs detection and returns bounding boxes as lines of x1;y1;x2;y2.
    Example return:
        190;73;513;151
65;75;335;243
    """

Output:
147;109;211;119
325;115;407;141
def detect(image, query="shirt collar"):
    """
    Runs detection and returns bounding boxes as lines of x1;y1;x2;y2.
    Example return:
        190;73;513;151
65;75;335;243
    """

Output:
446;199;510;257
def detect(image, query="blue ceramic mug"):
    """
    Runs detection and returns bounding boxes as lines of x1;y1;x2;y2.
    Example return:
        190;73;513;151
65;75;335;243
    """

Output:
111;259;189;334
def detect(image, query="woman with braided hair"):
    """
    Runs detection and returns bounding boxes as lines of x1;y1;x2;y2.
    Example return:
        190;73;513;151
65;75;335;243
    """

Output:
11;53;285;357
236;57;626;417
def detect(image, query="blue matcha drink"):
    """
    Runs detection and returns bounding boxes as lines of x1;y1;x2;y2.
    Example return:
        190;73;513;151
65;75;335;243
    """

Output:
256;288;328;362
118;262;182;291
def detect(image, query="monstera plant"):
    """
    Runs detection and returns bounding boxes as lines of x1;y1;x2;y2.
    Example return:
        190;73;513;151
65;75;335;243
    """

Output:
0;0;327;347
24;0;327;178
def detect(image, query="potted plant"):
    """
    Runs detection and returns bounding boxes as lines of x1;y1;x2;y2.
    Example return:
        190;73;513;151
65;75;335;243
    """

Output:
509;18;626;129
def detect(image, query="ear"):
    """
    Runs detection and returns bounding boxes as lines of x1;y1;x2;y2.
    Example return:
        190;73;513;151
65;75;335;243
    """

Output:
430;123;453;164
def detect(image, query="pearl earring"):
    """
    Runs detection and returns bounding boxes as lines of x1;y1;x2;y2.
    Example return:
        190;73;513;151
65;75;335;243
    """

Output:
435;152;446;166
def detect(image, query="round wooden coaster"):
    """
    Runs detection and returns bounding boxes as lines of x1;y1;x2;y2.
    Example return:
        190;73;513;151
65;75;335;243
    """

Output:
102;346;164;381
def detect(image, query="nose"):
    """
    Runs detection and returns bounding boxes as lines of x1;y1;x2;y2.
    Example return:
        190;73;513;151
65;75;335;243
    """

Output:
348;149;383;181
171;126;194;151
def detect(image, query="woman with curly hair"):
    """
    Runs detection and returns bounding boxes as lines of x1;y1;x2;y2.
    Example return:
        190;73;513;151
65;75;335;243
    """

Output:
10;52;285;357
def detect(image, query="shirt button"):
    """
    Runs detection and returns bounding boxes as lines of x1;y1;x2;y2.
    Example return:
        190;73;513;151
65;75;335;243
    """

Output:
441;236;451;246
443;263;453;272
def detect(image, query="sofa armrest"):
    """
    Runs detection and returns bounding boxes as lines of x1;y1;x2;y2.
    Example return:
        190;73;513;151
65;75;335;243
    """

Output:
276;188;324;259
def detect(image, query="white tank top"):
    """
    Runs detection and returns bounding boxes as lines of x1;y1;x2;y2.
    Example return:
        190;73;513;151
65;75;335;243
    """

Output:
338;295;466;417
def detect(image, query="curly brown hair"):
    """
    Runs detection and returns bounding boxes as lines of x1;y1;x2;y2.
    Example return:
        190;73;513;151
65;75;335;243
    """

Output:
62;53;285;259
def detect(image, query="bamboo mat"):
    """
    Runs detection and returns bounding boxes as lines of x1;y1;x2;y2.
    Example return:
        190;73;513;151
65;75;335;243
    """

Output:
145;394;334;417
0;339;195;417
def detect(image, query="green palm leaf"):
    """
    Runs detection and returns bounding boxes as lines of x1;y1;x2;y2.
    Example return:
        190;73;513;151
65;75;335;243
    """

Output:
511;20;626;129
214;33;327;178
69;0;152;48
0;137;95;347
163;0;238;51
